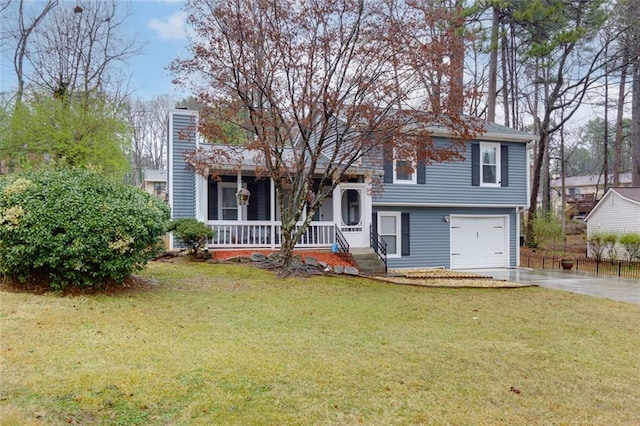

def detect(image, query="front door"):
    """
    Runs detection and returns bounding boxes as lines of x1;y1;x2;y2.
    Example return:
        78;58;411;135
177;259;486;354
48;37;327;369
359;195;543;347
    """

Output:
334;183;370;248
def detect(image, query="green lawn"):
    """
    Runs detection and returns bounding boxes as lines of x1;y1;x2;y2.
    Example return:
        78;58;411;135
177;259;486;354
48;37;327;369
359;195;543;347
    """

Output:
1;262;639;425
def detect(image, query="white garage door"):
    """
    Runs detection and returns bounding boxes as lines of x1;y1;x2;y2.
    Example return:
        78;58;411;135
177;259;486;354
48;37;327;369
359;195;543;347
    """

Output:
450;216;508;269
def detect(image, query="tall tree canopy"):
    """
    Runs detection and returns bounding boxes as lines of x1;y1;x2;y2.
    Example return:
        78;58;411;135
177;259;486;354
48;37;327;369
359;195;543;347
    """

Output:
0;94;130;179
172;0;482;271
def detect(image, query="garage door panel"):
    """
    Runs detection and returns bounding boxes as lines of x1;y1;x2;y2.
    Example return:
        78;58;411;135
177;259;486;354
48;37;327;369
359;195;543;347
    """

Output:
450;216;508;269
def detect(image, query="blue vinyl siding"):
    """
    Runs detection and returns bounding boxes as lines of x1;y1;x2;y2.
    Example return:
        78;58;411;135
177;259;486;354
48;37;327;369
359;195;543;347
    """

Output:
374;206;518;269
170;111;197;219
374;140;527;206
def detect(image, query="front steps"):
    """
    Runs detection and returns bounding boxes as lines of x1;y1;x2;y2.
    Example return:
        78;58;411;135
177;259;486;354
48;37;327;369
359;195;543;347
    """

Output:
349;247;387;275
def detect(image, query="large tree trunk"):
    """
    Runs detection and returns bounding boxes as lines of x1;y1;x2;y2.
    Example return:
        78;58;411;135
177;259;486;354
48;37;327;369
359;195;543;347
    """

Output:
527;129;549;247
614;46;628;186
603;41;609;193
632;56;640;187
486;6;499;122
500;25;510;127
449;0;465;115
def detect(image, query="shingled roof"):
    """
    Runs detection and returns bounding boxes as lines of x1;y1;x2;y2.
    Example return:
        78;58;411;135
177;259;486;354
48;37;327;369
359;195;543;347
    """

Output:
612;187;640;203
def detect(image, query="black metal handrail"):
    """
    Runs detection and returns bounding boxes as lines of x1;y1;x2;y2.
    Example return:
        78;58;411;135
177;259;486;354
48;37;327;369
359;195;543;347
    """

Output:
334;225;350;254
370;224;388;273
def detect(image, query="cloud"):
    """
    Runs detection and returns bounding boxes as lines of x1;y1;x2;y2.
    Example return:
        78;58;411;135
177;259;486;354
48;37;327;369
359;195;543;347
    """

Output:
148;10;187;40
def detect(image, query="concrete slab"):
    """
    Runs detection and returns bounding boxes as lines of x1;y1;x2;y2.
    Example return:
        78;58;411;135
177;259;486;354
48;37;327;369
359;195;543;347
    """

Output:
465;268;640;305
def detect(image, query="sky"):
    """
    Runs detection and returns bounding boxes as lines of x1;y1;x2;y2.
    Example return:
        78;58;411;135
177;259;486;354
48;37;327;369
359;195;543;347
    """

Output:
0;0;617;128
0;0;190;101
127;0;189;99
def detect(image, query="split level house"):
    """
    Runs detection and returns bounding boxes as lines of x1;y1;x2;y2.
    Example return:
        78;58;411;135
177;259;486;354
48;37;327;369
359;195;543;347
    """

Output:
167;108;536;270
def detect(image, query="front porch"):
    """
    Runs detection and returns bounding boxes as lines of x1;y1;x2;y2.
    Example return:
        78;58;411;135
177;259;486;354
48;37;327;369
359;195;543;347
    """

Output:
193;172;372;250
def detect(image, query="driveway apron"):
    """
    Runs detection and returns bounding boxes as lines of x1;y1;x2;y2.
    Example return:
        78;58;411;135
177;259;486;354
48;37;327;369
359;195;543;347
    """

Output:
466;268;640;305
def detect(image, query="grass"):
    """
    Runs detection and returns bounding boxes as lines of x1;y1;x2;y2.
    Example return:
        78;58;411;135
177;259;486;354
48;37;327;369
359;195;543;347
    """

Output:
1;262;639;425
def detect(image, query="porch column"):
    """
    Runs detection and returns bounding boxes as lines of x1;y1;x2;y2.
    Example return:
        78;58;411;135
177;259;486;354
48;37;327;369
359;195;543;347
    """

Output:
333;185;341;228
195;174;207;222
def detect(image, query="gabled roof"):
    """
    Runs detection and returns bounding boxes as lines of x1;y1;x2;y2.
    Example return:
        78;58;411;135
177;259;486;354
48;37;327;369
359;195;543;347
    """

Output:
423;120;536;143
585;187;640;222
612;187;640;203
480;121;538;143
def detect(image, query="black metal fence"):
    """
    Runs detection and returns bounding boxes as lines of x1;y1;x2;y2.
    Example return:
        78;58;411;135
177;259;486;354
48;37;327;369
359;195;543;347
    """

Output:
521;254;640;280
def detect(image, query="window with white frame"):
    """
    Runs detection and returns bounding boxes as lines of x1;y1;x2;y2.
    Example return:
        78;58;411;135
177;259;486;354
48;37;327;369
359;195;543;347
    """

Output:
394;150;416;184
218;183;238;220
480;142;501;186
378;212;401;257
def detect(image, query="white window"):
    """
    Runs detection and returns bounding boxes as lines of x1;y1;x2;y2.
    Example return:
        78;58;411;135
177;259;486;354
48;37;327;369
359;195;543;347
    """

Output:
480;142;501;186
378;212;401;258
393;150;416;184
218;183;238;220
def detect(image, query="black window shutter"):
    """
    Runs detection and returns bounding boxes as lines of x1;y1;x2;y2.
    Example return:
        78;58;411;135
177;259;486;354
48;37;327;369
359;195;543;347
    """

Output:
383;145;393;183
471;142;480;186
401;212;410;256
417;141;426;184
501;144;509;187
417;160;426;184
208;179;218;220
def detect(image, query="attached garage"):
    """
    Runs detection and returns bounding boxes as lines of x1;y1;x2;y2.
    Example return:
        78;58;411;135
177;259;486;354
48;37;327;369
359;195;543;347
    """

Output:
450;215;509;269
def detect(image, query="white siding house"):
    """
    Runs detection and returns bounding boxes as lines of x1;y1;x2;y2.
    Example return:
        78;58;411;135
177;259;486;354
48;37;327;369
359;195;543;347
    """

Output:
585;187;640;260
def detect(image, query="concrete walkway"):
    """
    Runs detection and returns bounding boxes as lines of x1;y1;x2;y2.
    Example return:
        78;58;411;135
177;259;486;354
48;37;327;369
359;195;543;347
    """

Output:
466;268;640;305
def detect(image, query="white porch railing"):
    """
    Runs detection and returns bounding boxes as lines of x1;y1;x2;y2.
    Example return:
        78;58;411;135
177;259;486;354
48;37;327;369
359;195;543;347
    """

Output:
206;220;336;249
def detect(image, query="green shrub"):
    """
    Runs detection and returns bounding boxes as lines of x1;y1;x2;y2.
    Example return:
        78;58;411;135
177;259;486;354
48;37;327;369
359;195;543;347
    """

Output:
527;212;563;249
587;232;618;261
0;167;170;290
619;232;640;262
167;218;213;255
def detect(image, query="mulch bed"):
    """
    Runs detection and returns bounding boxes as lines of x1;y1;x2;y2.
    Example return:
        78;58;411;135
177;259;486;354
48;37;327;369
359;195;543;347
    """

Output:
211;249;355;267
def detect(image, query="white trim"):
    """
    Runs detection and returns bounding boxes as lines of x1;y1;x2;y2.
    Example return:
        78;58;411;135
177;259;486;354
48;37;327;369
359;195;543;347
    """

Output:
425;128;537;143
516;207;521;267
392;148;417;184
373;202;526;208
195;174;207;222
525;141;531;209
479;142;501;187
377;211;402;258
218;182;239;220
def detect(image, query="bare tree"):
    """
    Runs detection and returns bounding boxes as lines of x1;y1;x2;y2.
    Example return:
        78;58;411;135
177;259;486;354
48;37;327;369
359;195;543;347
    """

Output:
172;0;481;272
1;0;58;104
125;95;175;185
516;0;610;244
24;0;139;104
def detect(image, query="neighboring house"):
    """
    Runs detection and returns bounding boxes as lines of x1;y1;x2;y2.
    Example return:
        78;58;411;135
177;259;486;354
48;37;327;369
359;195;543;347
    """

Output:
550;172;632;218
168;109;535;269
143;169;167;200
585;187;640;260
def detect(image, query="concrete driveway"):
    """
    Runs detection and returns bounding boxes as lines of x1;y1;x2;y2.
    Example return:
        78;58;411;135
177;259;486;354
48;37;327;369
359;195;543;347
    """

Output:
467;268;640;305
